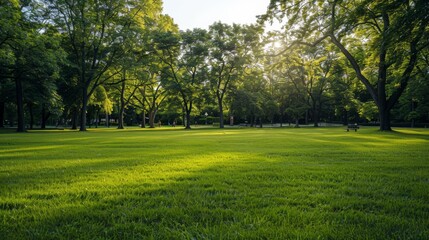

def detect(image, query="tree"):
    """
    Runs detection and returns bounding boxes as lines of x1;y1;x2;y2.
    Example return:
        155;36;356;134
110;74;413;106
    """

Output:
46;0;163;131
88;85;112;128
132;15;177;129
143;73;167;128
281;56;311;127
231;68;268;127
155;29;209;129
57;48;81;130
395;49;429;127
24;29;64;130
1;0;25;131
1;1;63;132
264;0;429;130
208;23;263;128
0;0;20;48
329;58;361;125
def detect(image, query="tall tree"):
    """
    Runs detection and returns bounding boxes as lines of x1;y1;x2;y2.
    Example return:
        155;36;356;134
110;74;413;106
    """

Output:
264;0;429;130
1;1;63;132
296;45;336;127
231;68;268;127
396;48;429;127
113;69;142;129
143;72;167;128
329;57;362;125
0;0;20;48
1;0;25;131
155;29;209;129
208;23;263;128
46;0;163;131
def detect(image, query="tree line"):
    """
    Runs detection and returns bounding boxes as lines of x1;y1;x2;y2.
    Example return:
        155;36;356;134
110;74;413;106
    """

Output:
1;0;428;132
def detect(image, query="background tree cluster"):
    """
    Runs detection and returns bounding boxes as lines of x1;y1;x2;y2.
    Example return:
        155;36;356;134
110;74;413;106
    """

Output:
1;0;428;131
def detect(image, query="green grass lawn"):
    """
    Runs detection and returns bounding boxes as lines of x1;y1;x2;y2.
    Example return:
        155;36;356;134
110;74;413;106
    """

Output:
1;127;428;239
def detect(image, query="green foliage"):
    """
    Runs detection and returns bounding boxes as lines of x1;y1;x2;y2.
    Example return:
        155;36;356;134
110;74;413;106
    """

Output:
208;23;264;128
90;85;113;114
263;0;429;130
1;127;428;239
359;101;378;122
154;28;210;129
406;111;420;122
2;0;428;131
0;0;21;48
46;0;164;131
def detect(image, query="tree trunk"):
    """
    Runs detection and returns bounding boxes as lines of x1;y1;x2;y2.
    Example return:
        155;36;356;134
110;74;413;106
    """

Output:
411;100;415;128
41;105;46;129
0;102;4;128
15;73;25;132
141;95;146;128
72;107;78;130
41;104;50;129
305;110;309;125
330;30;420;132
141;111;146;128
79;87;88;131
88;107;92;128
342;108;348;125
149;110;156;128
118;76;126;129
185;110;191;129
313;102;320;127
183;100;192;129
118;107;125;129
182;110;186;127
95;108;99;128
28;103;34;129
378;105;391;131
218;97;224;128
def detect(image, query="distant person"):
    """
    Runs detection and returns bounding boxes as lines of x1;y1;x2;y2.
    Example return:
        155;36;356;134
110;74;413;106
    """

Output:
172;121;176;127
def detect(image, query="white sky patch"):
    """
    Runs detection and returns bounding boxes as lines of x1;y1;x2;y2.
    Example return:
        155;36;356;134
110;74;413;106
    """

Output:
162;0;272;30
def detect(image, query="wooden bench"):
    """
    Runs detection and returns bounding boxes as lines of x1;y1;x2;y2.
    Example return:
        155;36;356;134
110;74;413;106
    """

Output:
346;124;359;132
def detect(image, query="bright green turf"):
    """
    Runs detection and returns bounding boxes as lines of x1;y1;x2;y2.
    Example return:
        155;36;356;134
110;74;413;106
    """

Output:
1;127;428;239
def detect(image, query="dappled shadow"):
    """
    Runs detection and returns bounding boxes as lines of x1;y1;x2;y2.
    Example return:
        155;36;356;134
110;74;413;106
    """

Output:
390;128;429;140
3;149;429;238
1;128;429;239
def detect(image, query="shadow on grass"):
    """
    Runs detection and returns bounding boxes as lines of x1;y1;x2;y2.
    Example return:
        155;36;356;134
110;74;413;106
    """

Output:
1;128;429;239
0;128;19;134
391;128;429;140
2;149;428;239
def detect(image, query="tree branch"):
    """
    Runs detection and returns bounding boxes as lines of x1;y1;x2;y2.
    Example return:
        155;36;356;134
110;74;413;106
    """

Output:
329;33;378;103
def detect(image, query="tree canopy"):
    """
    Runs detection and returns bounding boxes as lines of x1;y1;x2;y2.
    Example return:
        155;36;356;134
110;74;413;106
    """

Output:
1;0;428;131
262;0;429;130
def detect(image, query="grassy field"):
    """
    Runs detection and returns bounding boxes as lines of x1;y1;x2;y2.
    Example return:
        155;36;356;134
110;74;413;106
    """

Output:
0;126;428;239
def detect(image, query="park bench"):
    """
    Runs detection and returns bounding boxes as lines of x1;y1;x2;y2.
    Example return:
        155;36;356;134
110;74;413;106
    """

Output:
346;124;360;132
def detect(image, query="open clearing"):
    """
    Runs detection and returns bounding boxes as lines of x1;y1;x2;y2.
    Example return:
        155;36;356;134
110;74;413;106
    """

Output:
1;127;428;239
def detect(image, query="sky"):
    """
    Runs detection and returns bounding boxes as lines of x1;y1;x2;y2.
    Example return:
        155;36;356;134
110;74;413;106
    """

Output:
162;0;272;30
